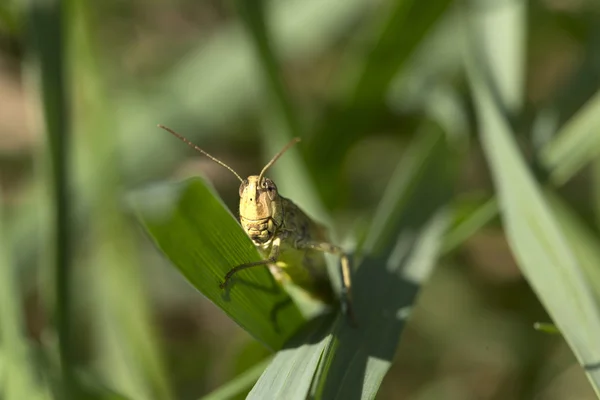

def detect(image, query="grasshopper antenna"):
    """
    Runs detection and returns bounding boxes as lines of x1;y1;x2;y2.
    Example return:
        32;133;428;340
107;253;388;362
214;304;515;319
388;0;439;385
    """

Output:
257;137;301;184
158;124;243;183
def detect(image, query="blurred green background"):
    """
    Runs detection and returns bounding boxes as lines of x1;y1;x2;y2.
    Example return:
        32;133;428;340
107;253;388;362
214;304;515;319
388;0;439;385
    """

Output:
2;0;600;399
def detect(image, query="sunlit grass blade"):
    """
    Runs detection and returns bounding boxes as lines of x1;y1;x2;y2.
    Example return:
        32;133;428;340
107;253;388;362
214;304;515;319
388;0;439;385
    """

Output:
200;357;273;400
546;193;600;301
466;27;600;392
595;160;600;229
248;314;334;400
533;322;561;335
541;90;600;185
313;123;458;399
442;198;498;254
132;178;305;350
466;0;526;112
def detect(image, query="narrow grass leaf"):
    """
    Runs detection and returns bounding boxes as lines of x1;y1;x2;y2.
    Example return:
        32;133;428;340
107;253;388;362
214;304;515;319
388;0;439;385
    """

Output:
546;193;600;301
71;3;174;397
467;0;526;112
594;160;600;230
307;0;454;204
233;0;301;139
200;357;273;400
313;123;458;400
442;198;498;254
466;33;600;391
248;314;334;400
0;194;50;400
25;0;74;393
132;178;305;350
541;90;600;185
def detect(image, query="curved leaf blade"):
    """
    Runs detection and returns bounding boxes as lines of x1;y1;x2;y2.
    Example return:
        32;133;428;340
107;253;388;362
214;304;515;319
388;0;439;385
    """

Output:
132;178;305;350
466;32;600;392
248;314;334;400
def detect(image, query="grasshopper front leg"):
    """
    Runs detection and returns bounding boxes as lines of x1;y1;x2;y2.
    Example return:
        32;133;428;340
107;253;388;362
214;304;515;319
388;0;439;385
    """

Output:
297;240;357;326
219;237;281;289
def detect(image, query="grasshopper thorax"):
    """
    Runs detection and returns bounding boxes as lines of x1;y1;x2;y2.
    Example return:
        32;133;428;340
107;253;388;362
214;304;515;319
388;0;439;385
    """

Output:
239;176;283;245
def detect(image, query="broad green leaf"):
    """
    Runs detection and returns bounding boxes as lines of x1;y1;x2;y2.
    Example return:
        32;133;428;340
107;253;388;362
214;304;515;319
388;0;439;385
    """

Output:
313;123;457;399
132;178;305;350
466;28;600;392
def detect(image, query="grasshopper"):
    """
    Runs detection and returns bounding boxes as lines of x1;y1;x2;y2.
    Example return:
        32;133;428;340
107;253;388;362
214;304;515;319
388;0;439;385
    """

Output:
159;125;355;324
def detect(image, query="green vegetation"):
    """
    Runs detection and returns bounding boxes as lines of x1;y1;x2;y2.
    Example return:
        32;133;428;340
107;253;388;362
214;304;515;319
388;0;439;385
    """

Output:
2;0;600;399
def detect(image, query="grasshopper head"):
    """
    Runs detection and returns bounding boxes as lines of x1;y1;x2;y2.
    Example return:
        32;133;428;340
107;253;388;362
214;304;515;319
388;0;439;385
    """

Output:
157;124;299;245
238;175;283;243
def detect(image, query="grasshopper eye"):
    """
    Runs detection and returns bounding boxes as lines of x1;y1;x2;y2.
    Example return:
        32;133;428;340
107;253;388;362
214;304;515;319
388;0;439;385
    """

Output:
239;179;249;197
263;179;277;200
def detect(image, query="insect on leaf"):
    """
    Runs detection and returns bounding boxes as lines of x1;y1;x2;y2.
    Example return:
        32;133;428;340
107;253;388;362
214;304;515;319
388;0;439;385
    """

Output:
131;177;306;350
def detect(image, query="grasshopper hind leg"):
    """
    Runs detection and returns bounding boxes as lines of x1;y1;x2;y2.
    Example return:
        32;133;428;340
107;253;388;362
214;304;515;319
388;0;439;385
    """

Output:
298;241;357;327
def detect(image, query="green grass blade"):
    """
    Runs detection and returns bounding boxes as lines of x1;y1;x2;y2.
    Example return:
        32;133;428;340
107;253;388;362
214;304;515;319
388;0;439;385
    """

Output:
70;3;174;397
132;178;305;350
541;90;600;185
442;198;498;254
71;11;173;400
466;29;600;393
533;322;561;335
248;314;334;400
466;0;526;112
25;0;73;394
307;0;454;204
0;194;50;400
233;0;301;139
199;357;273;400
546;193;600;301
314;123;458;399
595;160;600;229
